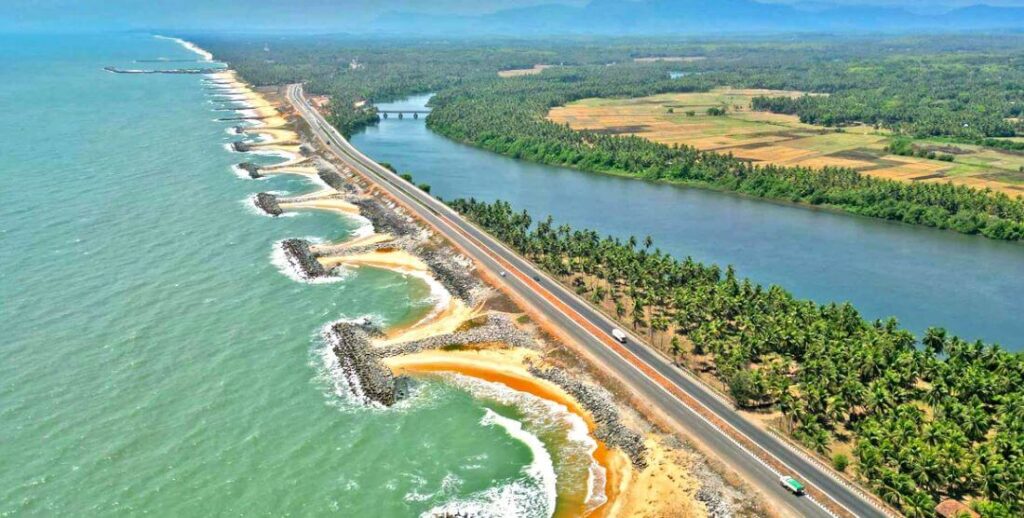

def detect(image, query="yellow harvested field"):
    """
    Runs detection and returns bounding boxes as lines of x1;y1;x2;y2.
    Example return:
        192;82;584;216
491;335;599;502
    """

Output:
548;88;1024;197
498;64;553;77
791;156;876;170
633;56;706;62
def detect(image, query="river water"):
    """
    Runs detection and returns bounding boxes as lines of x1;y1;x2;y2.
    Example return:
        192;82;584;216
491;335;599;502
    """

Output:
1;35;590;517
352;94;1024;350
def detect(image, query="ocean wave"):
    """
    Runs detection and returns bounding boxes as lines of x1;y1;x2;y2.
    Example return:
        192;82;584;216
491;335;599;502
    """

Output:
445;374;607;514
400;269;452;330
348;214;375;239
229;164;254;179
269;238;349;284
422;407;557;518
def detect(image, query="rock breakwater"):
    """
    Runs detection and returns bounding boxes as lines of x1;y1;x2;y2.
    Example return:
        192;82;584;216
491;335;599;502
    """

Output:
325;322;407;406
254;192;282;216
351;198;419;237
280;238;328;279
378;314;535;357
239;162;262;179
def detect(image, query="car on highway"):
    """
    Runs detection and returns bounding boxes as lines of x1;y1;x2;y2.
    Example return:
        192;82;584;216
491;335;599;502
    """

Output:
611;328;628;343
780;476;806;496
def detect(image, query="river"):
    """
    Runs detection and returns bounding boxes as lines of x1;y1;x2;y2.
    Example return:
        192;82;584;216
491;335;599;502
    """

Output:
352;94;1024;350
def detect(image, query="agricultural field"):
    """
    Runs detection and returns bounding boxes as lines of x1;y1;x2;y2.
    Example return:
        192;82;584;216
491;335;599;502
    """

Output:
548;88;1024;196
497;64;554;77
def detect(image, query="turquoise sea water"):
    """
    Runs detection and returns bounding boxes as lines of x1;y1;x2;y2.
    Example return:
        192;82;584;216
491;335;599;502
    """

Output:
1;34;591;517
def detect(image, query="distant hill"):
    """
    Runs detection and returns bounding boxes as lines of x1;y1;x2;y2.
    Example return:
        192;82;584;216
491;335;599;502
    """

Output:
373;0;1024;36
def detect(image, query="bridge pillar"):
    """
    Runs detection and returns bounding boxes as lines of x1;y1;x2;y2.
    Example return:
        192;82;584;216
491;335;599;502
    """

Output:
382;112;388;119
398;112;403;119
413;113;418;119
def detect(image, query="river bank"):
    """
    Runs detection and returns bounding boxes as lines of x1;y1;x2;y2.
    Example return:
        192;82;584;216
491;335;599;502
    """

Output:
353;94;1024;349
214;62;756;516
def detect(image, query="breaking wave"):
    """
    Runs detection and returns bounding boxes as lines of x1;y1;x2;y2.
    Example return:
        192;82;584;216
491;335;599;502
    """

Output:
425;374;608;517
269;238;349;284
423;407;556;518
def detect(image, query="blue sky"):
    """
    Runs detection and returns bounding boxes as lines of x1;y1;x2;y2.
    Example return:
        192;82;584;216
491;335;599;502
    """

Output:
5;0;1024;32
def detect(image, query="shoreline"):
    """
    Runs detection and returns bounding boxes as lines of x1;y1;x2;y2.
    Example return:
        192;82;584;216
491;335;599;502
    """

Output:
198;53;724;517
385;349;620;517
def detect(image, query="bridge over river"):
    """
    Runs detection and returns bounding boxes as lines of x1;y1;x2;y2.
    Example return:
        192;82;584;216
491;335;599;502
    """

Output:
378;109;430;119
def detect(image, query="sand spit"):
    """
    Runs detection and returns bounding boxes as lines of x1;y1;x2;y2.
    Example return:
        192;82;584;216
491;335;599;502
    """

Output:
200;60;743;517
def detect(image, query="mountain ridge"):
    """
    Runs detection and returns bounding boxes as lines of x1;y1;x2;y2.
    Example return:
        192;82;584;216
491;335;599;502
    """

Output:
372;0;1024;35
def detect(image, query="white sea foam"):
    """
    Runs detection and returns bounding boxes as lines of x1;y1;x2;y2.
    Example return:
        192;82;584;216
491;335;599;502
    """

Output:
153;35;214;62
317;318;375;405
230;164;251;179
444;374;607;514
348;214;375;239
401;269;452;330
423;407;557;518
269;238;348;284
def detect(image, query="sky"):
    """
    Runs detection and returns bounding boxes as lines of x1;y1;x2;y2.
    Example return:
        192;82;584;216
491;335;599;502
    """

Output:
5;0;1024;32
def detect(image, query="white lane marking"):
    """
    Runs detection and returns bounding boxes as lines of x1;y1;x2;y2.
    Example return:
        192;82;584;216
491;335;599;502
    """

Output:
292;85;871;517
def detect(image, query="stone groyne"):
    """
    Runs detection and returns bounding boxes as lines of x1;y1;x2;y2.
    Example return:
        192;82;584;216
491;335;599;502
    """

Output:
529;366;648;468
232;140;252;153
418;248;484;305
325;322;408;406
238;162;262;179
280;238;328;279
378;314;535;357
254;192;282;216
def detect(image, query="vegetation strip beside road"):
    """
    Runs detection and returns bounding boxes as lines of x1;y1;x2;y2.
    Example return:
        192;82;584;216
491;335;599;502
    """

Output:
287;83;887;518
448;198;1024;517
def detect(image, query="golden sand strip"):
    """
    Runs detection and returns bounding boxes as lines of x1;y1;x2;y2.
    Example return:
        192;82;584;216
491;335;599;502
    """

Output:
317;248;427;272
260;165;319;177
247;128;301;145
212;69;673;516
385;349;622;517
380;300;479;343
279;197;361;215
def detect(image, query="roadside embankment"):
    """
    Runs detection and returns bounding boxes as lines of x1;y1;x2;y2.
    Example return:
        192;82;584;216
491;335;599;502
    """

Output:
209;67;747;518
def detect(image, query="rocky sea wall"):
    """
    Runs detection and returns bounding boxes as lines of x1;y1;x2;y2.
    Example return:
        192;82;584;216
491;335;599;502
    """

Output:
529;366;648;468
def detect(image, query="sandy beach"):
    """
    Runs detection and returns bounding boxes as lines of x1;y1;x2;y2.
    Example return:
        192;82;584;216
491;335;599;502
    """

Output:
385;348;622;517
279;196;362;215
212;63;720;517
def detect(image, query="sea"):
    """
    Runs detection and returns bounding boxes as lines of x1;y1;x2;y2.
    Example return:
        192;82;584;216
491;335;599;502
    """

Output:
0;33;591;517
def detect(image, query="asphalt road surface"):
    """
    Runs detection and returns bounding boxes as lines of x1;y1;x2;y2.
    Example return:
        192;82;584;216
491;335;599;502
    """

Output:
285;83;890;518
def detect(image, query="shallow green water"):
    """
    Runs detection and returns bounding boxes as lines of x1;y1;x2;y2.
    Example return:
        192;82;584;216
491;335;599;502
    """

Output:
1;34;588;517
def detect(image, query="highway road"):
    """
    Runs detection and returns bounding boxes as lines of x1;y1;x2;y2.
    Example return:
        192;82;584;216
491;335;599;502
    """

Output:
285;83;890;518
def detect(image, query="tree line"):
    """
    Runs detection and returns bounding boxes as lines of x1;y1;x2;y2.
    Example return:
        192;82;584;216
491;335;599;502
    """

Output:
450;197;1024;518
425;65;1024;240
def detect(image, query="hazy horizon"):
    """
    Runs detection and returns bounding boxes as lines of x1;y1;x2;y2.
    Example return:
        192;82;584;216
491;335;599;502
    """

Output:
7;0;1024;34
